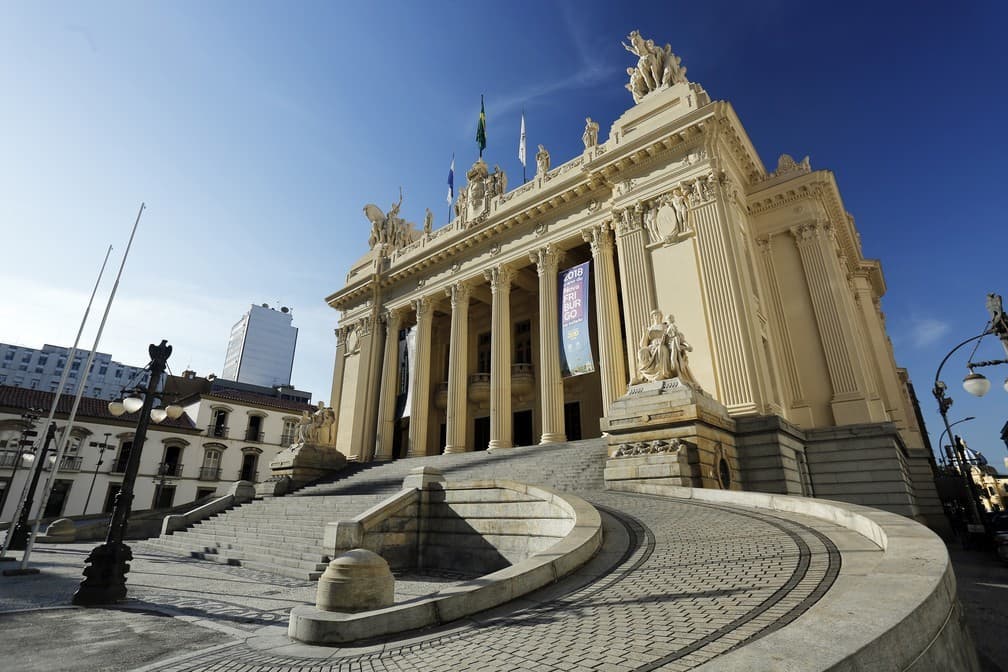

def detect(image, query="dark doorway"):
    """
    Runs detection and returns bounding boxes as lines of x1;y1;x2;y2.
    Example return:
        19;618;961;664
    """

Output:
240;452;259;482
43;480;72;518
439;423;447;452
474;416;490;451
163;444;182;476
513;410;534;447
564;402;582;441
113;441;132;473
103;483;122;513
153;484;176;509
393;418;409;459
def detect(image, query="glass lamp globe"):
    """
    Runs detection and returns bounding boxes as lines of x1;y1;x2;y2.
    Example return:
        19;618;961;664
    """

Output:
123;396;144;413
46;454;57;468
165;405;184;420
150;408;168;424
963;372;991;397
21;452;35;467
108;401;126;417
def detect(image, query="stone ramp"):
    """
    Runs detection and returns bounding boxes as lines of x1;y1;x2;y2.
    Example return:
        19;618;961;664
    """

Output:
140;438;608;579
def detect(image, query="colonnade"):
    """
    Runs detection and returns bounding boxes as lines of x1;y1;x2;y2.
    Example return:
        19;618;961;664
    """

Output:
371;224;626;459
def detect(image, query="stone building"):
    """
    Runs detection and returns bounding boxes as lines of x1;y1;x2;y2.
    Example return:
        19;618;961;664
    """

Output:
323;33;940;526
0;380;311;522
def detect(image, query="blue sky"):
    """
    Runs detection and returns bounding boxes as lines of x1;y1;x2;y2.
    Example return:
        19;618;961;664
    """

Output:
2;2;1006;463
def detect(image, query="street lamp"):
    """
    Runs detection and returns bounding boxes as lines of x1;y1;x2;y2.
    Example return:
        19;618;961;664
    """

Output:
4;423;58;552
83;432;112;515
0;410;42;519
938;417;976;466
72;340;174;605
932;293;1008;539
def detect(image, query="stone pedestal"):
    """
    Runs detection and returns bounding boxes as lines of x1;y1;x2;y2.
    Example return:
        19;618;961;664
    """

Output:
269;442;347;489
601;378;740;490
316;548;395;612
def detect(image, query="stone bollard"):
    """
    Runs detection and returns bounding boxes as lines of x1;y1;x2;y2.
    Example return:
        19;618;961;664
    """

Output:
316;548;394;612
43;518;76;542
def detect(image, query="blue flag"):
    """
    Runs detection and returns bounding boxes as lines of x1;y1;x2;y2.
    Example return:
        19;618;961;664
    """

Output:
446;154;455;204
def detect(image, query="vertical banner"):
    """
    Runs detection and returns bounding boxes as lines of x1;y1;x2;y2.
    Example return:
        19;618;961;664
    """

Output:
559;261;595;377
398;327;417;418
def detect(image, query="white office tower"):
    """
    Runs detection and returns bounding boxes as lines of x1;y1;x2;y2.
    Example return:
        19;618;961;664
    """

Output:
222;304;298;388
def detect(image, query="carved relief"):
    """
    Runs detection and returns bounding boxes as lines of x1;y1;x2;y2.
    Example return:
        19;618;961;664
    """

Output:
613;437;688;457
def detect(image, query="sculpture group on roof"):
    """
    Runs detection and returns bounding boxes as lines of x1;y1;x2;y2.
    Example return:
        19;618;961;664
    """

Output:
623;30;688;103
365;188;421;254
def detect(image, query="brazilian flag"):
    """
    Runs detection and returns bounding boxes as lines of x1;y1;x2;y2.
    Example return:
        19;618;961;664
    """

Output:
476;95;487;157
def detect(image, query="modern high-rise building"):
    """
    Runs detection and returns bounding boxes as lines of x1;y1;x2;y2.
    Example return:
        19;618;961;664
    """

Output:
0;343;149;400
221;304;298;388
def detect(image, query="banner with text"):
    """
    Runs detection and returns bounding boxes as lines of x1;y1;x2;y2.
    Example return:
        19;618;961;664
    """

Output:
397;326;416;418
560;261;595;377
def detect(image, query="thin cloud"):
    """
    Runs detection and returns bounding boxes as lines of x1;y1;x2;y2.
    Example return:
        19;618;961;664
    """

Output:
908;316;951;349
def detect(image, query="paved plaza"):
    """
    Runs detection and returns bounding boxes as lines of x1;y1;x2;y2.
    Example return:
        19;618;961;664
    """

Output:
0;490;876;672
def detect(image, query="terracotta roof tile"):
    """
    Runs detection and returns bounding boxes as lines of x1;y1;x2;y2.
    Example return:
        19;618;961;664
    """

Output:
198;388;315;413
0;385;197;429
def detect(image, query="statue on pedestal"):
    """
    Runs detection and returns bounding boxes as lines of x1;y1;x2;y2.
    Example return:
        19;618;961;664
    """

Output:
631;310;697;386
582;117;599;149
622;30;689;103
536;145;550;176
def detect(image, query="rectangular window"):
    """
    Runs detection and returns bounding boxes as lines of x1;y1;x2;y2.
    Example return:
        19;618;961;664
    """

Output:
17;364;27;371
58;358;66;368
514;320;532;364
99;366;108;375
38;355;48;365
3;352;13;361
115;370;122;378
477;332;492;373
71;361;80;371
34;367;43;374
0;375;6;383
93;387;102;396
30;379;39;389
21;354;30;363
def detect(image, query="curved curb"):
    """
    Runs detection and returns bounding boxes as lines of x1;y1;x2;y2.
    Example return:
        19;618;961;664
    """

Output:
608;481;981;672
288;481;602;645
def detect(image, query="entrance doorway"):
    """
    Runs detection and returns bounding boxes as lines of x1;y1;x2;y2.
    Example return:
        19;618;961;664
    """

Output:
513;410;533;447
473;416;490;451
153;484;176;509
564;402;582;441
393;418;409;459
240;452;259;482
43;480;72;518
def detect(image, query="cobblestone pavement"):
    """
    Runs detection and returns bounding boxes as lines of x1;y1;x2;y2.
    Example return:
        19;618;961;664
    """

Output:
1;490;852;672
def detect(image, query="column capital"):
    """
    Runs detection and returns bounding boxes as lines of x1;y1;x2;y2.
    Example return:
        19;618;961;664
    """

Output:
582;222;614;256
412;296;432;320
382;308;404;331
530;245;562;276
446;281;472;305
789;222;820;246
485;265;514;293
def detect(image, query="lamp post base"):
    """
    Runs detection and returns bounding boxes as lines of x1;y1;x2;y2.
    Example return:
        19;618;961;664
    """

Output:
71;541;133;605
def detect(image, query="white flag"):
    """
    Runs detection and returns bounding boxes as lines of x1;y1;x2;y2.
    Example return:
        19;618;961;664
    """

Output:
518;112;526;167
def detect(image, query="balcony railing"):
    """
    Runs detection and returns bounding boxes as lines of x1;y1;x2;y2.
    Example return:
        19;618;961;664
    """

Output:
57;455;83;472
243;429;264;443
198;466;221;481
157;462;184;478
206;424;229;439
0;452;21;468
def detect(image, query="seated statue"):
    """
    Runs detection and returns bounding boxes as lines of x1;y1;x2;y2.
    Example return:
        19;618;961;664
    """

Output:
631;310;698;387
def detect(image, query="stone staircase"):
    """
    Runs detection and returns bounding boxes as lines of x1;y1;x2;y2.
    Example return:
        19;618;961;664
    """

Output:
140;438;608;580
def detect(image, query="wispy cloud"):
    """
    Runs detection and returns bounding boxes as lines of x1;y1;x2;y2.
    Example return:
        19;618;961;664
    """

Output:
907;316;951;349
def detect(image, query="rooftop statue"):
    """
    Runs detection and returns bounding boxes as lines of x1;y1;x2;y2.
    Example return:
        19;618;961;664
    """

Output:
364;188;418;254
622;30;688;104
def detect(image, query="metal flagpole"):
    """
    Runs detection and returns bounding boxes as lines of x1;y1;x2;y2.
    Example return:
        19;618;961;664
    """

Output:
0;245;113;561
20;204;146;571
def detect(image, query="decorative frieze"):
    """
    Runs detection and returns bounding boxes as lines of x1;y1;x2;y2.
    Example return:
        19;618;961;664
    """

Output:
613;437;688;457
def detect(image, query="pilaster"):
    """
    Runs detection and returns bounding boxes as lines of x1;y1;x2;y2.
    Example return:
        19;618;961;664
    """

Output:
328;327;348;447
349;312;382;461
485;266;514;450
613;203;658;379
444;282;471;453
407;297;433;457
531;245;565;444
583;222;627;413
790;222;871;424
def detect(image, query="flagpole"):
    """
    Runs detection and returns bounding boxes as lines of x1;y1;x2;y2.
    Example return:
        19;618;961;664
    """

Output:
20;203;146;571
0;245;114;561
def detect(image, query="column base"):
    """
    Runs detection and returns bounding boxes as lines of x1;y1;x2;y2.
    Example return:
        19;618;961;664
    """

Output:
443;444;468;454
487;440;513;452
539;433;567;445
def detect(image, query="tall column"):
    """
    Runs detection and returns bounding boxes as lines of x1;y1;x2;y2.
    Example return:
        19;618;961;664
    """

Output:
374;309;403;461
613;204;658;378
444;283;471;453
531;245;566;444
407;297;433;457
328;326;349;448
583;222;628;413
791;222;871;424
485;266;513;450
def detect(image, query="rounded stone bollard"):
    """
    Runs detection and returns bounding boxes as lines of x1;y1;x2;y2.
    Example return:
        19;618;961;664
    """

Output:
316;548;394;612
44;518;76;542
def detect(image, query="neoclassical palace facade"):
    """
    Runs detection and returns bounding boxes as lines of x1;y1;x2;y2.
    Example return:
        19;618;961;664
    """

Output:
324;36;937;522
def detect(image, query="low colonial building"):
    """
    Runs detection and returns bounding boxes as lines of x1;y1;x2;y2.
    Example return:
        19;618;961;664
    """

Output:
323;32;943;527
0;379;312;523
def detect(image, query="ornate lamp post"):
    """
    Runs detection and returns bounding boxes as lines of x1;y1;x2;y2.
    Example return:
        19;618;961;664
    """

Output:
0;409;42;519
5;423;58;553
72;340;180;605
932;293;1008;540
83;432;112;515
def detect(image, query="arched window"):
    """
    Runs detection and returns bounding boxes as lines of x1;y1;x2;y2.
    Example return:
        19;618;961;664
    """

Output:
209;406;231;439
200;444;225;481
